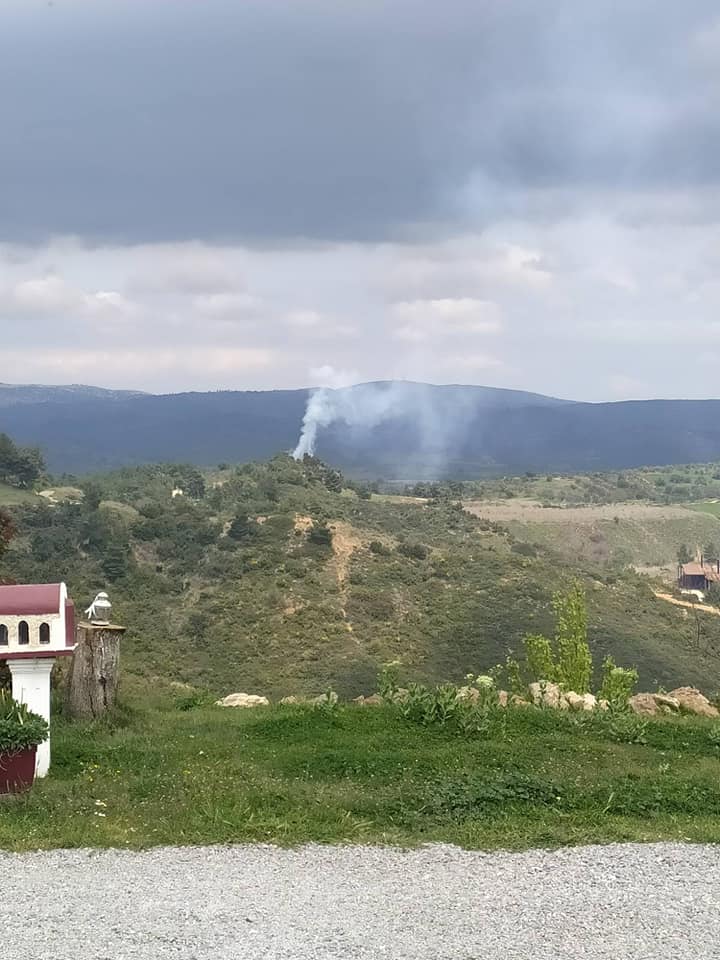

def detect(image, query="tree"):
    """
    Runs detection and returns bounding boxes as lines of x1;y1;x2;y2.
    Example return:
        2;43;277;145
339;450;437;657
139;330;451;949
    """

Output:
227;515;258;541
704;542;719;563
0;510;14;562
677;544;693;564
101;543;130;581
0;434;44;488
554;582;591;694
81;481;103;511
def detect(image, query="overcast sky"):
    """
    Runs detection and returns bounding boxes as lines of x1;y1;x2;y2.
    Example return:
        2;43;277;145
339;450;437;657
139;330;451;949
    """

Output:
1;0;719;399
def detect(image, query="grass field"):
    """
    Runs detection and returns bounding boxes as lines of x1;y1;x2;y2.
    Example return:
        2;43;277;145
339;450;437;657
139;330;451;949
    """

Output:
465;499;720;571
0;483;37;506
687;501;720;519
3;700;720;852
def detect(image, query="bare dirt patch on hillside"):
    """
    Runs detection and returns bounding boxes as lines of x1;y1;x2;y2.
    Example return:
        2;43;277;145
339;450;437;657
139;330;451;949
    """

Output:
330;521;364;587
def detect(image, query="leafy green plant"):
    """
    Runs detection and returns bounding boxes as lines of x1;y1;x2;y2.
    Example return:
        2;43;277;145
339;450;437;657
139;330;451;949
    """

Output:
554;582;591;693
0;691;48;754
599;656;639;708
523;634;556;684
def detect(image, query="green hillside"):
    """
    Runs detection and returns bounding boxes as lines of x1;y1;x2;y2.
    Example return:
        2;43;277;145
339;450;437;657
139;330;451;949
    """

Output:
2;456;720;698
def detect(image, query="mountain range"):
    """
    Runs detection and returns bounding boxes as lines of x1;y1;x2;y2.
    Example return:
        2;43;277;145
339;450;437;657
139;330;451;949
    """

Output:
2;381;720;478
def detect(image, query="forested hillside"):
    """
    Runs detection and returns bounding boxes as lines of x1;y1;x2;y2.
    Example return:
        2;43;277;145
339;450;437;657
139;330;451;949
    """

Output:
6;381;720;479
1;455;719;698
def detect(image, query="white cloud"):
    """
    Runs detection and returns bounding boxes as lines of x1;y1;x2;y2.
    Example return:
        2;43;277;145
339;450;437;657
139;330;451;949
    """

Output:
392;298;503;342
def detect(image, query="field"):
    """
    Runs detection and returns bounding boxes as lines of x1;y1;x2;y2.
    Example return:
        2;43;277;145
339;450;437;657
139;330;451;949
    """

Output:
0;483;37;506
3;698;720;852
465;498;720;572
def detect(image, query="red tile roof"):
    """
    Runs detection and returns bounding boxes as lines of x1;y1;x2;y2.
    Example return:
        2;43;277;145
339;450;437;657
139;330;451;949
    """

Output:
680;563;720;583
0;583;63;616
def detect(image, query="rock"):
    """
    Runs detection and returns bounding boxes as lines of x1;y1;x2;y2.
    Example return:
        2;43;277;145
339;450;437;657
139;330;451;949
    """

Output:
498;690;509;708
392;688;410;703
310;691;339;705
529;681;568;710
510;695;531;708
598;699;610;711
653;693;680;713
456;686;480;702
356;694;384;706
667;687;720;718
215;693;270;708
565;691;597;712
280;696;301;705
629;693;659;716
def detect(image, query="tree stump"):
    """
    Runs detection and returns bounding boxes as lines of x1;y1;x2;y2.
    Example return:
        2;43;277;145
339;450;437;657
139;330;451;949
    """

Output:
65;621;125;720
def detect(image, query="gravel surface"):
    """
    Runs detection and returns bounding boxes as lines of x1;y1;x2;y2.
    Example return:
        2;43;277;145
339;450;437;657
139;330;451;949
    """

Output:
2;843;720;959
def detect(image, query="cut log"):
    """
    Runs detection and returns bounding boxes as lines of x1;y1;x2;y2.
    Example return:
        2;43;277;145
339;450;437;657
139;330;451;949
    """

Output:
64;621;125;720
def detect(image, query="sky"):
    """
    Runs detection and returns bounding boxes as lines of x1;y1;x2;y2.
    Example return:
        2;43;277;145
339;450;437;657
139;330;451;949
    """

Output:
1;0;720;399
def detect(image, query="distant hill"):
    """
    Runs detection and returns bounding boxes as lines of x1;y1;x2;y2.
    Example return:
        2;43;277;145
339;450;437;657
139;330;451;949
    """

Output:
2;380;720;478
0;383;144;408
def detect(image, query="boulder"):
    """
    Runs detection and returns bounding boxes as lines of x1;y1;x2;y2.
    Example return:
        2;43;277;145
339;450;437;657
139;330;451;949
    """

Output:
498;690;509;708
456;686;480;702
510;695;532;708
565;691;597;712
667;687;720;718
310;691;339;705
356;694;384;706
529;681;568;710
215;693;270;708
598;699;610;711
629;693;659;716
653;693;680;713
279;696;301;705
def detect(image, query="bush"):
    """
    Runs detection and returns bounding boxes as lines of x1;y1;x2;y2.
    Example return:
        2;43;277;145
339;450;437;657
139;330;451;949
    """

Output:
369;540;391;556
308;524;333;547
599;656;638;708
0;691;48;753
397;542;428;560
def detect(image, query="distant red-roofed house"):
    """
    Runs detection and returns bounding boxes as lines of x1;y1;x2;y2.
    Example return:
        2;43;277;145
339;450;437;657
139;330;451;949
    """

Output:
678;560;720;591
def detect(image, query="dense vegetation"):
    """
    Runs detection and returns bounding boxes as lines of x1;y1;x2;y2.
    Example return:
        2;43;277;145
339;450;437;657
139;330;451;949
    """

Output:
413;461;720;506
3;454;720;697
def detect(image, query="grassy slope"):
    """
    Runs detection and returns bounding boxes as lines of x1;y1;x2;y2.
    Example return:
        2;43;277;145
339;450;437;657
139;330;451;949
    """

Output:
490;510;720;569
3;701;720;852
5;457;720;697
0;484;36;506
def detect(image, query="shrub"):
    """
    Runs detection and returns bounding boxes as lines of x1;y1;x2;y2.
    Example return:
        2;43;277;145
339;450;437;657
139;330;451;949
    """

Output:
554;582;592;693
523;634;556;684
397;542;428;560
599;656;638;708
0;691;48;754
369;540;391;556
308;524;333;547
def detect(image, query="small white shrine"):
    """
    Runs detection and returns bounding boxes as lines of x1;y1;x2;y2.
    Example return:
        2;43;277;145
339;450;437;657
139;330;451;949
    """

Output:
0;582;76;777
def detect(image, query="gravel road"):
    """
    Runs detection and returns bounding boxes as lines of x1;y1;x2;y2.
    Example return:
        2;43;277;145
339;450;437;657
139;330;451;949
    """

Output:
2;843;719;959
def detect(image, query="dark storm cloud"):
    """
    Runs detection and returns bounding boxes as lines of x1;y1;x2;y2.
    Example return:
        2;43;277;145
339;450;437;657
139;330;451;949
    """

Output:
1;0;719;244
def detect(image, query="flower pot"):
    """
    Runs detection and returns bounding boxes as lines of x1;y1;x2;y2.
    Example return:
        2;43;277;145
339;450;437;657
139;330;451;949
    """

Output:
0;746;37;794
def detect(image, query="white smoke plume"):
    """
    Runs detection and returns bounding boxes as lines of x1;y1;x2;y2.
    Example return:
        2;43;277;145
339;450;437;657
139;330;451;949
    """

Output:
292;367;480;476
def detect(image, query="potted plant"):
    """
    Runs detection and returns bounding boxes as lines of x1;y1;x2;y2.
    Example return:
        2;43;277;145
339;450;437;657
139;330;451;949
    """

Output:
0;690;49;794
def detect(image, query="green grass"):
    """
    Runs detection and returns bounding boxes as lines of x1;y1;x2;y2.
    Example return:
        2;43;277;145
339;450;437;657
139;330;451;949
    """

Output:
687;501;720;519
0;483;37;506
3;701;720;852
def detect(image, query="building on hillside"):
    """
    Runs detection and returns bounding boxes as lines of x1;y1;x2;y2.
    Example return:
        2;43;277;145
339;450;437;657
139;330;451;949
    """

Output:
678;559;720;592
